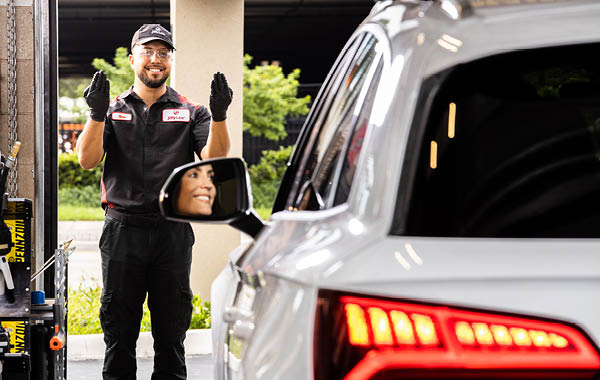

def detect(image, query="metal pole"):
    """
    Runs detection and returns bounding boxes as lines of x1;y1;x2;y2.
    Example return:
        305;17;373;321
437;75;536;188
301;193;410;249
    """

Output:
33;0;47;291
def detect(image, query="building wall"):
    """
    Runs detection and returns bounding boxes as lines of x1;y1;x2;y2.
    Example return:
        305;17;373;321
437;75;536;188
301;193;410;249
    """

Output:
171;0;244;300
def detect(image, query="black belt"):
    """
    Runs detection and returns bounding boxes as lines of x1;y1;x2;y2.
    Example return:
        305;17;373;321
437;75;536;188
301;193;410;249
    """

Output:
106;208;164;228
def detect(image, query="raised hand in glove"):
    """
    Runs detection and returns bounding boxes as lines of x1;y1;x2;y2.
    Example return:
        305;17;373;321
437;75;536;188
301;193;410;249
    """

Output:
84;70;110;122
209;72;233;122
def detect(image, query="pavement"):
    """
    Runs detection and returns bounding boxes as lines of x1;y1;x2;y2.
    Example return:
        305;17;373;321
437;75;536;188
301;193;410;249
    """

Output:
68;355;214;380
58;221;215;379
59;221;104;287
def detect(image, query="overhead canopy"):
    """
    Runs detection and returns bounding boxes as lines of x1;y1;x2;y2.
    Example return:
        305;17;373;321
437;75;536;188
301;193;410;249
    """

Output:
58;0;373;83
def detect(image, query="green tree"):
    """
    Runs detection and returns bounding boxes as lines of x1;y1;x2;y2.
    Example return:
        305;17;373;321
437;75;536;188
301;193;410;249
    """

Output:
58;48;134;124
523;67;590;98
59;96;88;123
61;47;135;102
249;145;293;211
59;78;91;123
59;77;89;98
243;54;311;141
91;46;136;97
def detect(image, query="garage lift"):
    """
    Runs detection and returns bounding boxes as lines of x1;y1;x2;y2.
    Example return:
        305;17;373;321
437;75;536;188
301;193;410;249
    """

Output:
1;0;65;378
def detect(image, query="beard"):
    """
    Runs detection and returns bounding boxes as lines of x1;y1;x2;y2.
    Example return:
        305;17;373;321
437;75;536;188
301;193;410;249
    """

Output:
137;68;169;88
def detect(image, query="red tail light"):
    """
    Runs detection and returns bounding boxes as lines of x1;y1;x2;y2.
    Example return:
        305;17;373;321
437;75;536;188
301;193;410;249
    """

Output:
314;291;600;380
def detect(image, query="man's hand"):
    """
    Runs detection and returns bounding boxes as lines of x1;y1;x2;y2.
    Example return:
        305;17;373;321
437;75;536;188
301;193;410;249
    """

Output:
84;70;110;122
209;72;233;122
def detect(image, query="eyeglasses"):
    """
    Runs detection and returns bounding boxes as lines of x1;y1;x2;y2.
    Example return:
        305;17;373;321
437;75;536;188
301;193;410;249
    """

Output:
137;48;173;60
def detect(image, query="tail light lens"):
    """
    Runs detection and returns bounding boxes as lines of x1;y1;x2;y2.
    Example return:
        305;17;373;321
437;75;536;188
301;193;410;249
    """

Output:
314;290;600;380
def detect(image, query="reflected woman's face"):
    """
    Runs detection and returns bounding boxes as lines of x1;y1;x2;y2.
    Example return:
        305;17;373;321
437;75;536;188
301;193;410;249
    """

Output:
176;165;216;216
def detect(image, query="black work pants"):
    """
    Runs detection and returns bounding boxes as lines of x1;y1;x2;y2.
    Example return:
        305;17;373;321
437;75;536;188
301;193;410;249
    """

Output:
99;214;195;380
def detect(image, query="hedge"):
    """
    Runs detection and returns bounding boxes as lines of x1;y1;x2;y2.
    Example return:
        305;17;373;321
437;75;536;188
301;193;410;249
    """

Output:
59;152;103;188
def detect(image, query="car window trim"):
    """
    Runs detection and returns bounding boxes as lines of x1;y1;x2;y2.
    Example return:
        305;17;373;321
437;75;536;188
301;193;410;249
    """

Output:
283;33;368;209
300;36;382;210
326;53;384;209
272;33;367;213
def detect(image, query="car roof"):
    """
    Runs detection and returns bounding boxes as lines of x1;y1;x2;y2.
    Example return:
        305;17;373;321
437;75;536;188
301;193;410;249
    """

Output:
372;0;599;17
364;0;600;76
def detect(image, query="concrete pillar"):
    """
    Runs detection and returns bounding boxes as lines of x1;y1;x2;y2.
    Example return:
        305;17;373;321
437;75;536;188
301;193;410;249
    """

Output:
0;1;35;202
171;0;244;300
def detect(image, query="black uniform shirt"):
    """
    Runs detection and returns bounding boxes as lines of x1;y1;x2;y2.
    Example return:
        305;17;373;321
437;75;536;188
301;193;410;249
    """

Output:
101;86;211;214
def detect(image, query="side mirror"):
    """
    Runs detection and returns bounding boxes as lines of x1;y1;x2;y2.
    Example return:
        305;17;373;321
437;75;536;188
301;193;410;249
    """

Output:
159;158;265;237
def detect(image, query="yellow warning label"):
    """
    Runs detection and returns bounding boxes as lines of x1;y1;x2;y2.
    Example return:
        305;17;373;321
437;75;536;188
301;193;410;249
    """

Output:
1;320;26;353
3;219;26;263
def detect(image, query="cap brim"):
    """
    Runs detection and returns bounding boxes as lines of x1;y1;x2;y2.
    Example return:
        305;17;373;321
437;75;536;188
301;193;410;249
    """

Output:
135;36;175;50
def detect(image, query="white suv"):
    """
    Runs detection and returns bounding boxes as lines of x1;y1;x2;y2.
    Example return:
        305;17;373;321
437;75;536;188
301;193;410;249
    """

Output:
160;0;600;379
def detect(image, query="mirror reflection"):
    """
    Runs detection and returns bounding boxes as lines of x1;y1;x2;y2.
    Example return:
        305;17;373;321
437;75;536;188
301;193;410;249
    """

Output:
163;158;248;221
174;164;217;216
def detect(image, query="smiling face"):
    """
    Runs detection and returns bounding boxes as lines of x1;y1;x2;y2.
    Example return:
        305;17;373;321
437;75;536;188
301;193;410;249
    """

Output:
129;40;172;89
176;165;217;216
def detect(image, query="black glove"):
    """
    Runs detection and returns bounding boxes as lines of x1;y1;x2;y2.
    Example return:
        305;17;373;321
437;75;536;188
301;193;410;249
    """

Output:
209;72;233;122
84;70;110;122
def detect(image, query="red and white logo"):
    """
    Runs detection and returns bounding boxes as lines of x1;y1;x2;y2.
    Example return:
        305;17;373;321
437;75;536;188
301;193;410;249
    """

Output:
111;112;133;121
162;109;190;122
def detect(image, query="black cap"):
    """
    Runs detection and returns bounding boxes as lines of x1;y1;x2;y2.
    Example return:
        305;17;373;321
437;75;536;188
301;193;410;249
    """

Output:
131;24;175;51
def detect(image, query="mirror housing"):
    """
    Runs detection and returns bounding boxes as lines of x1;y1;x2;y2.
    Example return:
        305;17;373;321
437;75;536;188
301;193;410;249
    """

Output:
159;158;265;237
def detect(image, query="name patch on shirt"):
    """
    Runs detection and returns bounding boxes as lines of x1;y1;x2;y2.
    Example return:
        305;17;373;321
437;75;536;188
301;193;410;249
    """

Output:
111;112;133;121
163;109;190;122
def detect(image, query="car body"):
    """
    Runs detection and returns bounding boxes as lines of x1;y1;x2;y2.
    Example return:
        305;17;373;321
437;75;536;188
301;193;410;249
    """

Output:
161;0;600;379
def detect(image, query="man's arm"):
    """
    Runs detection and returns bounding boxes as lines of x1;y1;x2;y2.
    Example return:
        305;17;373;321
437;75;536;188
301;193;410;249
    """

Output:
201;120;231;159
77;119;106;169
77;70;111;169
203;72;233;159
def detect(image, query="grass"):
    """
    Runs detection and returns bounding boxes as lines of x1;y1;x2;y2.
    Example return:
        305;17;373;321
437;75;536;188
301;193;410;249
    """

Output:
59;205;105;221
59;205;273;222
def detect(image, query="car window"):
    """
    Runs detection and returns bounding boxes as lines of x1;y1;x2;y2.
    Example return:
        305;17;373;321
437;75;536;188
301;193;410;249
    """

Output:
291;33;382;211
395;43;600;238
332;60;383;207
273;35;368;213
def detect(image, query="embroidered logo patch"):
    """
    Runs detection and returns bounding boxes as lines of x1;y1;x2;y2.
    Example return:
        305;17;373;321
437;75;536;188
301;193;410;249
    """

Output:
163;109;190;122
111;112;133;121
152;27;166;36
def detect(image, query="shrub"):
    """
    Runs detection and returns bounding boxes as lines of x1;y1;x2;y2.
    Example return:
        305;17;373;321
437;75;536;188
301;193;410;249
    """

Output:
58;185;100;207
59;152;103;188
190;296;211;329
67;284;103;335
252;180;282;212
248;145;293;210
67;283;211;335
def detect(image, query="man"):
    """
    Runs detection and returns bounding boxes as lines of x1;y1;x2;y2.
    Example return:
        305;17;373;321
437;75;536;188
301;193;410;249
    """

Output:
76;24;232;380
